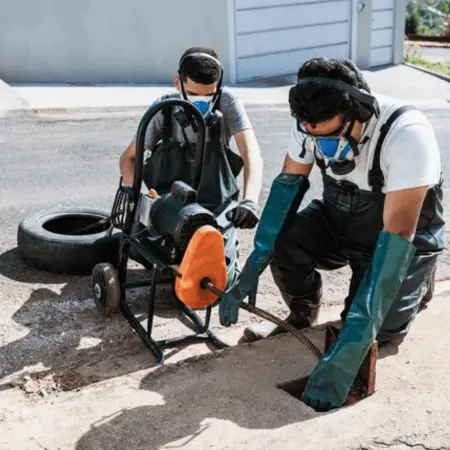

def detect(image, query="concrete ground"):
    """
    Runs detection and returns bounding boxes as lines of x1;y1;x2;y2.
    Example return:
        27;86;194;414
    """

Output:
1;64;450;449
3;64;450;114
2;292;450;450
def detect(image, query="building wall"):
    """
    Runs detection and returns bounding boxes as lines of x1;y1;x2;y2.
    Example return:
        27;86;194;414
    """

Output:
0;0;231;83
355;0;407;69
233;0;353;81
370;0;396;67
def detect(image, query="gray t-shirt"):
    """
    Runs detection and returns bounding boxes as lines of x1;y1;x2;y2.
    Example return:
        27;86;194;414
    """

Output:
134;87;253;150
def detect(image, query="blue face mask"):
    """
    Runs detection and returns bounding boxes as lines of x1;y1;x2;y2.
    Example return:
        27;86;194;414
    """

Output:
187;95;213;117
315;136;354;163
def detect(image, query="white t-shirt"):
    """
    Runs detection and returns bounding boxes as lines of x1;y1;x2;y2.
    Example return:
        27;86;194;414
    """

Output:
287;94;441;193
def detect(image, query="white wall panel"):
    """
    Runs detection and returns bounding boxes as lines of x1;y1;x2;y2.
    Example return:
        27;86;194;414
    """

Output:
369;0;395;67
235;0;352;81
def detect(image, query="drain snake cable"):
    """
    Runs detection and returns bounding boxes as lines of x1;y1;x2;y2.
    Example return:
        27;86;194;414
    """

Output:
200;279;323;360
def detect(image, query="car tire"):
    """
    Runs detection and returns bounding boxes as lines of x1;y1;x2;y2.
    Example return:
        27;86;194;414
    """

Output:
17;207;122;275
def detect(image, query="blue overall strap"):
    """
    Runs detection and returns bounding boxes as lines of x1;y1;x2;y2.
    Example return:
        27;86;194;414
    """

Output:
162;106;173;143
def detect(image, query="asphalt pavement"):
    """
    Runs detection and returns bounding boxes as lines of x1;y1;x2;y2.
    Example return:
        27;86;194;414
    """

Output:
1;105;450;269
405;44;450;62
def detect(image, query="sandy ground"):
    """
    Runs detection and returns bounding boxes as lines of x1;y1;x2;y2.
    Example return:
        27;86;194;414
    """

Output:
1;288;450;450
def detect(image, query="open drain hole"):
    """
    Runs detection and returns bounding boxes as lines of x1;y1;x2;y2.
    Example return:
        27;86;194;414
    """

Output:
276;325;379;409
277;375;310;402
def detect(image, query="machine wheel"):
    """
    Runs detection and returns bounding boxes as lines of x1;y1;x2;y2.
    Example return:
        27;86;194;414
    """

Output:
17;207;121;275
92;263;121;316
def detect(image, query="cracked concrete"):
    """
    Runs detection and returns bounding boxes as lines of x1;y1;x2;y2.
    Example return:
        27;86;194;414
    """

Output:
371;438;450;450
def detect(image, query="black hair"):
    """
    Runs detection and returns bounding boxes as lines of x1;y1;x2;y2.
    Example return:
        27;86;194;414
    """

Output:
289;57;371;125
178;46;221;85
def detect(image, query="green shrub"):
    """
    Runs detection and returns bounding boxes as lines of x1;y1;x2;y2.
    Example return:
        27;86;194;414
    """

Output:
405;9;420;35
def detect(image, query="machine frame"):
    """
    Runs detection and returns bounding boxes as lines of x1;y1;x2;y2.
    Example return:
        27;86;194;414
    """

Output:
92;98;245;365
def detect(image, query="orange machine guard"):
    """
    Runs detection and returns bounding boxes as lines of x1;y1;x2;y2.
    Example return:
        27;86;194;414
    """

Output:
174;225;228;309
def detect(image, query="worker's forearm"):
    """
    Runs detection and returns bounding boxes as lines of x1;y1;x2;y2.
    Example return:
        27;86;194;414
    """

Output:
281;154;314;177
120;155;135;187
243;154;264;204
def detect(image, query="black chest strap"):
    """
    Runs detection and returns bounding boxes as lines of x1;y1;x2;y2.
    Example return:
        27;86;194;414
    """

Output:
207;91;223;142
208;116;222;141
368;105;417;192
162;104;223;144
162;107;173;143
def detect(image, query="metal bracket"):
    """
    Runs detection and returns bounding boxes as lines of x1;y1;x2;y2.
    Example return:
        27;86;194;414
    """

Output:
116;235;230;366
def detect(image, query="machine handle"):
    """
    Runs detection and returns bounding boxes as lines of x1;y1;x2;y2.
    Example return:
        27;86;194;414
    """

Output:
133;98;207;201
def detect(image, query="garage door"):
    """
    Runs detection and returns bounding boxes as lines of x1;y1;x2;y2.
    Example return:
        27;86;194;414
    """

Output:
370;0;395;67
234;0;352;82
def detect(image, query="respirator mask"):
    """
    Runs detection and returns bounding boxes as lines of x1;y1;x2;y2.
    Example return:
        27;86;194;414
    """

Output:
292;73;380;176
296;112;362;176
186;94;214;119
176;51;224;127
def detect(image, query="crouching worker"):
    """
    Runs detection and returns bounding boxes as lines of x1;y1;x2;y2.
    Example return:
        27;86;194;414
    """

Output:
119;46;263;288
218;57;445;411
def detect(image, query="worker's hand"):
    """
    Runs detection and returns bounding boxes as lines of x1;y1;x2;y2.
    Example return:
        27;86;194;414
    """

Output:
300;356;348;413
303;231;416;413
302;388;334;413
219;269;257;326
226;199;259;229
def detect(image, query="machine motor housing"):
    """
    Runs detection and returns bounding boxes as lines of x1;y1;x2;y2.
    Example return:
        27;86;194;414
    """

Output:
139;181;217;256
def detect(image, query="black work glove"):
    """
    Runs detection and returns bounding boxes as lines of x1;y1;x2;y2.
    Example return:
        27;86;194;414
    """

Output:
225;199;259;229
121;185;136;204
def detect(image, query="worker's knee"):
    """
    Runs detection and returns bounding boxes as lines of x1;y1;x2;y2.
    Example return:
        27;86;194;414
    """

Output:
270;261;322;308
377;256;438;345
377;307;419;345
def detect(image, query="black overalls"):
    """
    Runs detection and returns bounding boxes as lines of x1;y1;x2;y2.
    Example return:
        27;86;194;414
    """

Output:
141;104;245;288
270;106;445;344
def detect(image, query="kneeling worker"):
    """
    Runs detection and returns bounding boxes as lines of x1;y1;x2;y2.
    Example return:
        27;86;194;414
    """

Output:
119;46;263;287
218;57;445;411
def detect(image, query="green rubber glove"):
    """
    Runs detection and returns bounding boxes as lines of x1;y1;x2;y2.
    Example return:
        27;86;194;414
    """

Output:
219;173;310;327
302;231;416;412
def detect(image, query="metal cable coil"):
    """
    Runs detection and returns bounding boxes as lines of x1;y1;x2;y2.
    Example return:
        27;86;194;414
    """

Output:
241;302;323;360
201;279;323;360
